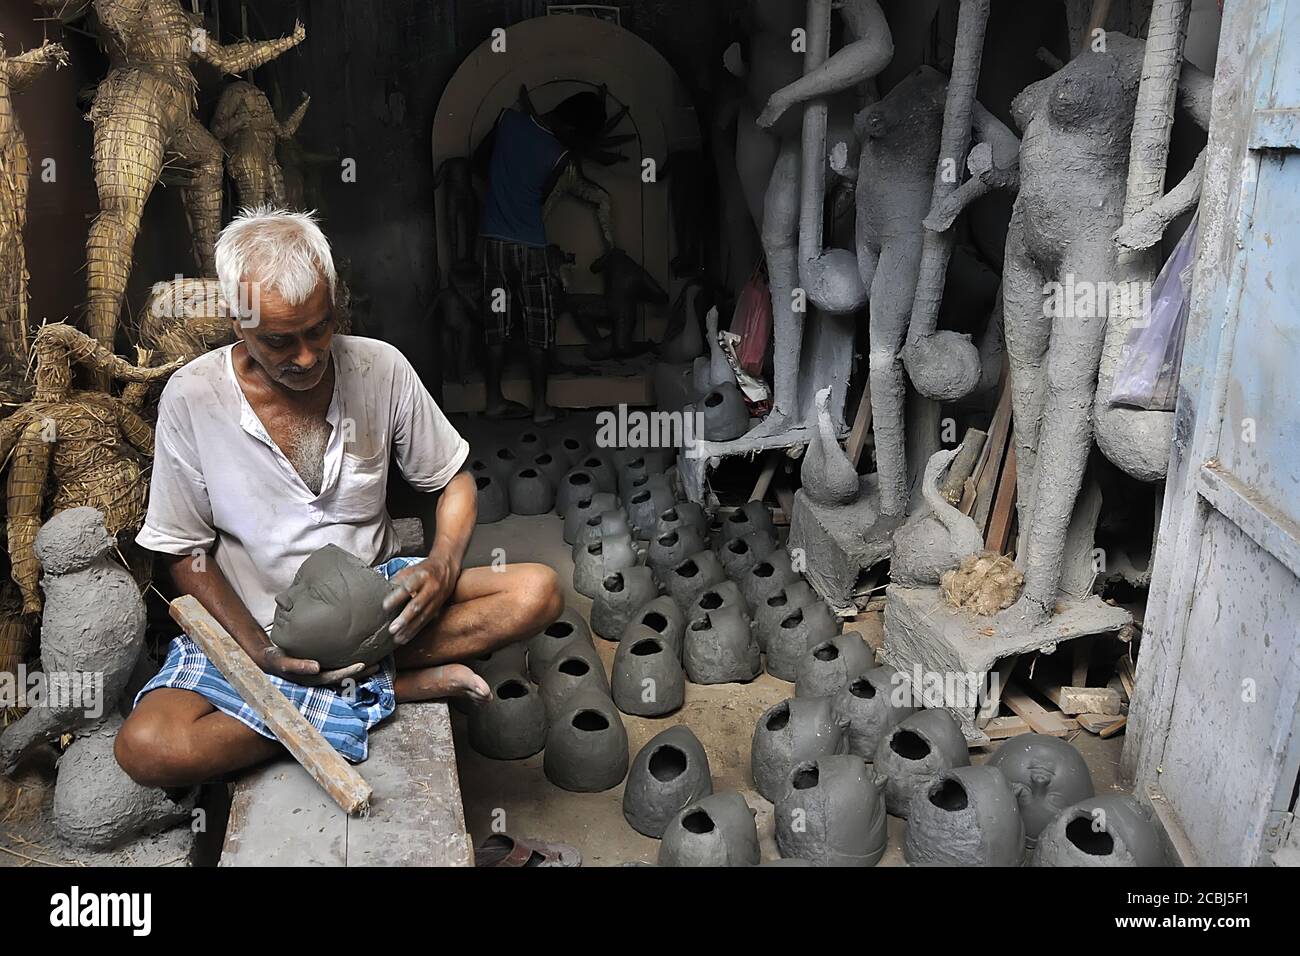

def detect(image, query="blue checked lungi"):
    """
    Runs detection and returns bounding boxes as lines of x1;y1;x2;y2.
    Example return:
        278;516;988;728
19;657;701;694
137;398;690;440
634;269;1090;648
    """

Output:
134;556;421;763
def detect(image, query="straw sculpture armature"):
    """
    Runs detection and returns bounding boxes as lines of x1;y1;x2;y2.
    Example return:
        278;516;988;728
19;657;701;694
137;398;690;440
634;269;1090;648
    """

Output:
136;275;232;365
81;0;305;355
0;323;179;614
0;585;29;709
0;39;68;400
211;80;310;209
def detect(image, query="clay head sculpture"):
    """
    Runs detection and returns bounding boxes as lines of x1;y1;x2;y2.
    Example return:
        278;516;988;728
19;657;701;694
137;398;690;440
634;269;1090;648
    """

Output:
1031;793;1163;868
573;531;640;599
691;581;751;623
987;734;1095;843
775;755;888;867
873;709;971;817
539;639;611;721
624;596;687;657
526;607;593;683
269;545;403;670
656;501;709;540
648;526;709;578
625;474;677;540
795;632;875;698
566;496;624;547
751;696;850;803
590;567;660;640
624;725;714;838
466;672;548;761
683;605;761;685
475;473;509;524
658;791;760;867
611;634;684;717
665;549;728;610
903;765;1025;867
507;466;555;515
765;597;840;681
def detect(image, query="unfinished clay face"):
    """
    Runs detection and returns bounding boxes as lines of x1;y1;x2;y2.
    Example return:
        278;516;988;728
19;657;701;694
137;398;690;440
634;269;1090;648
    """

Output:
751;696;850;803
665;549;728;610
572;531;640;599
795;632;874;699
801;386;861;506
834;665;918;758
903;765;1025;866
987;734;1095;842
658;791;760;867
624;725;713;838
873;709;971;817
719;529;779;580
648;526;709;577
612;634;684;717
269;545;402;670
625;474;677;540
626;595;686;655
539;639;611;721
775;755;887;867
475;473;509;524
890;447;984;587
555;467;597;517
590;567;660;640
1031;793;1163;867
526;607;593;683
739;550;800;617
764;592;841;681
1;507;146;772
563;492;622;545
507;466;555;515
467;672;548;760
543;688;629;793
51;715;196;850
684;605;761;685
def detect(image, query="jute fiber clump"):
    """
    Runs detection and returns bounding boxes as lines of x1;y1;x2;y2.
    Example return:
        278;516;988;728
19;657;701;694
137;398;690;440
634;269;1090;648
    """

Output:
940;551;1024;617
0;324;178;613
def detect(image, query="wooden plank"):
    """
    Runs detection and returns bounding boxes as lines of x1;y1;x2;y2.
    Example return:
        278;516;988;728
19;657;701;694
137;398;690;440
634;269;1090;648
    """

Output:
1077;712;1127;735
971;361;1012;533
845;382;874;468
1044;685;1123;716
1071;638;1092;687
1099;715;1128;739
940;428;987;505
221;703;472;867
1001;684;1075;736
170;595;373;815
985;446;1018;554
748;449;781;503
982;715;1033;740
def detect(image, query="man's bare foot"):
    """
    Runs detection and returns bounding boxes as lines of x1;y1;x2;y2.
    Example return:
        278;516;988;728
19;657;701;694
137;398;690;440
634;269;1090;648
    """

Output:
398;664;491;703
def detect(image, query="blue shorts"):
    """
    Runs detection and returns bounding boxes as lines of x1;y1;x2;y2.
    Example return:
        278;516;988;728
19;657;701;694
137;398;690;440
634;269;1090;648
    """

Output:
134;556;421;763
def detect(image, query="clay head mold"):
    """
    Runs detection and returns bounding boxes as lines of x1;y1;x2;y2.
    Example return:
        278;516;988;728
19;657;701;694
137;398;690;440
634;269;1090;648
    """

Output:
555;467;598;517
795;632;875;698
987;734;1095;844
624;725;714;838
775;755;887;867
764;598;839;681
475;473;509;524
539;639;610;721
655;501;709;539
526;607;593;683
834;666;918;758
564;492;622;545
1031;793;1163;867
751;696;850;803
658;791;760;867
544;688;629;793
647;526;709;577
665;549;728;610
873;709;971;817
718;529;779;581
590;567;660;640
611;634;684;717
466;672;548;760
507;466;555;515
572;531;640;599
623;595;686;658
738;549;800;611
571;506;630;550
712;501;777;551
683;605;761;685
625;474;677;540
903;765;1025;866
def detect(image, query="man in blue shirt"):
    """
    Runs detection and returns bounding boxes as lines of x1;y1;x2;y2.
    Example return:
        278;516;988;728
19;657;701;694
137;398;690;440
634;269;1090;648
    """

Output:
475;92;605;424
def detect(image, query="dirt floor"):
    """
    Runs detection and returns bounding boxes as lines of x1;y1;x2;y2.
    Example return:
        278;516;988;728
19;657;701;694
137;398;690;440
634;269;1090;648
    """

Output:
449;413;1127;866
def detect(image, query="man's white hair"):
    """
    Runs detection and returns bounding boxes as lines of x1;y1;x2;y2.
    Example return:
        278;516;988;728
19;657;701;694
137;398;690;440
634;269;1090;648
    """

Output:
215;205;337;318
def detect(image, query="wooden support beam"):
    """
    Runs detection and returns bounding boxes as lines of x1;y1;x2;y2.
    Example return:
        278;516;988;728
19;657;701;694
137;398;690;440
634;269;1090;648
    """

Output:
845;383;873;468
940;429;987;506
169;595;373;815
1044;685;1123;716
971;361;1012;532
1001;683;1075;736
749;449;781;503
1071;638;1092;688
985;446;1018;554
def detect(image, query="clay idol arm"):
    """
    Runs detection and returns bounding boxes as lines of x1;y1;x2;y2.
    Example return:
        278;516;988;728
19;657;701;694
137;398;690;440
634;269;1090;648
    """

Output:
198;20;305;75
1177;61;1214;130
7;41;68;92
1114;149;1205;252
756;0;894;128
923;104;1020;233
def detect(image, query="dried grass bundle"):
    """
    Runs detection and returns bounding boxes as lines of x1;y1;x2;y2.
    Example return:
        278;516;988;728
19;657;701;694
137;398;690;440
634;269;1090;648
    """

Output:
940;550;1024;618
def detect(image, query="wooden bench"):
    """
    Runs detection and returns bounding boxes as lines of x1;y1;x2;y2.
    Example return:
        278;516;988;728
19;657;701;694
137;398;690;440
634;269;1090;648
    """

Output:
219;702;472;867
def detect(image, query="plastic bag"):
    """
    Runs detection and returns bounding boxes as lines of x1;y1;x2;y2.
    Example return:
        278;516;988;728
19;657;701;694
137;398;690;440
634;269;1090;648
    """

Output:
731;261;772;377
1109;212;1199;410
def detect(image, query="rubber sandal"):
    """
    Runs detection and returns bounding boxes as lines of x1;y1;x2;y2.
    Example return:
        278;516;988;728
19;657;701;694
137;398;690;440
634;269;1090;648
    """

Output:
474;833;582;867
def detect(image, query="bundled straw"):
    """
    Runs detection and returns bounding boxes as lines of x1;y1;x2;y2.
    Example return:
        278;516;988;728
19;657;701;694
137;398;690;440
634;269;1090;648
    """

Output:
211;80;310;209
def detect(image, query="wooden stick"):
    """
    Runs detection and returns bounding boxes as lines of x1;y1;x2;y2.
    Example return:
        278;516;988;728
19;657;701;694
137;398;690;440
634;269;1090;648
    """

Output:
985;446;1018;554
749;449;781;503
169;595;373;815
845;382;873;468
971;360;1012;532
940;428;987;506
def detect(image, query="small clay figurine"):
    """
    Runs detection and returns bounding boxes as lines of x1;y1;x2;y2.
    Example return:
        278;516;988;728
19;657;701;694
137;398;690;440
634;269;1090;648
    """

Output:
873;709;971;817
775;755;887;867
903;765;1025;866
987;733;1095;843
268;544;403;670
658;791;759;867
1031;793;1163;867
623;725;713;838
0;508;146;772
751;695;850;803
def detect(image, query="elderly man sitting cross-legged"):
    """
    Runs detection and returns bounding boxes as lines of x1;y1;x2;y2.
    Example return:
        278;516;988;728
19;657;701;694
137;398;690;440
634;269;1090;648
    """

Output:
115;206;562;788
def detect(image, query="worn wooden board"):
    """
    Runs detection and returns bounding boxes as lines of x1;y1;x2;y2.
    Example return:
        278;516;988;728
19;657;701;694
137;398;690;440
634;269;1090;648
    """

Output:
1001;685;1076;737
220;703;472;867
